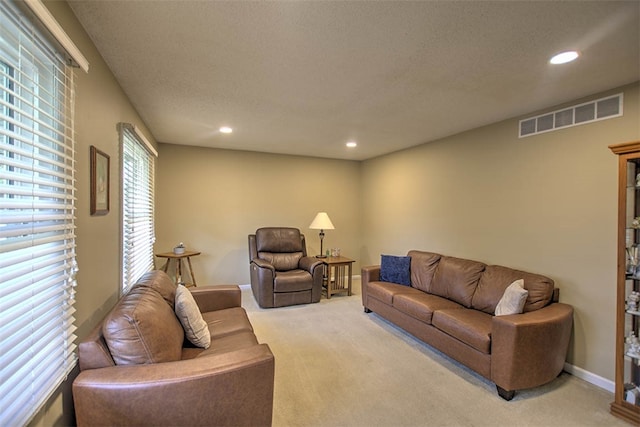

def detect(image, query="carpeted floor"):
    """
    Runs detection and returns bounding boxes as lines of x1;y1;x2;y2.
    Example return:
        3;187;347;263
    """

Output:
241;279;626;427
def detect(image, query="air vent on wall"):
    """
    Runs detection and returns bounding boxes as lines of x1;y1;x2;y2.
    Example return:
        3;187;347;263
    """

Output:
519;93;623;138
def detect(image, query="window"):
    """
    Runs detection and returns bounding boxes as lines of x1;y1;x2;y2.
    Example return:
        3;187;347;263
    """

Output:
120;123;157;293
0;1;78;425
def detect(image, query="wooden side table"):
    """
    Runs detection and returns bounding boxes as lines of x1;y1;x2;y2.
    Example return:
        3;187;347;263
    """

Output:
322;256;355;299
155;250;201;287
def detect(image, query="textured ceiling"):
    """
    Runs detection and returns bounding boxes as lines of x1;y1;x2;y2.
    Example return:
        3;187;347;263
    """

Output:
68;1;640;160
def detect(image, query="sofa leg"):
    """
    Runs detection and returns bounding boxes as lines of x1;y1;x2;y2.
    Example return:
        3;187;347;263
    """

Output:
364;307;371;313
496;385;515;401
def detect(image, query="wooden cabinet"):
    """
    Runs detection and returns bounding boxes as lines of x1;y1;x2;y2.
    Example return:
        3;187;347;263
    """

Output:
610;140;640;424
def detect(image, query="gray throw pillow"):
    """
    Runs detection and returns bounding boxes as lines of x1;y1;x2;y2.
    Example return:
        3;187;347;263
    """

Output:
495;279;528;316
175;285;211;348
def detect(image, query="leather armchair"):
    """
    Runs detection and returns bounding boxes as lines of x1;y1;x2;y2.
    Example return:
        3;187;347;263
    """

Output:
249;227;324;308
73;272;275;426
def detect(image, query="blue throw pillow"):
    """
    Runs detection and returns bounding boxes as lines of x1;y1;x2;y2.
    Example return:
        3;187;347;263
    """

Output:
380;255;411;286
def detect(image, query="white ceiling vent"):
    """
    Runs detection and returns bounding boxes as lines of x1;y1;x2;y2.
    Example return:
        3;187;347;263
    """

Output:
519;93;623;138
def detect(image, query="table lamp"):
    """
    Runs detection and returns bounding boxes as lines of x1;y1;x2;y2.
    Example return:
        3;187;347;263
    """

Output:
309;212;335;258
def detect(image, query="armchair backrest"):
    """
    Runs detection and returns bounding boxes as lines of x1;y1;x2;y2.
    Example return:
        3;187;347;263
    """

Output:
250;227;308;271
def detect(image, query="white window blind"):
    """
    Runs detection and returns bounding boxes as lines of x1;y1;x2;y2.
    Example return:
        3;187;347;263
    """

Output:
120;123;156;293
0;1;78;425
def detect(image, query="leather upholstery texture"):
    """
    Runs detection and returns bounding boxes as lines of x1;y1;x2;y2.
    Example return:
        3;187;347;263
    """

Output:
249;227;324;308
362;250;573;400
102;285;184;365
73;270;275;426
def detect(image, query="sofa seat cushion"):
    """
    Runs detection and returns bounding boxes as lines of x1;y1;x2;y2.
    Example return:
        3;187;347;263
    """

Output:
432;309;493;354
393;292;464;324
181;331;259;360
273;269;312;292
103;286;184;365
430;256;486;308
202;307;254;339
367;281;421;305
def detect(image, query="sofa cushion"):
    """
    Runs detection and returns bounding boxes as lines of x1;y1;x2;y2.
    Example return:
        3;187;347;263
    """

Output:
367;281;420;305
175;285;211;348
182;331;259;360
273;269;313;291
393;292;463;324
103;286;184;365
380;254;411;286
199;331;259;358
259;252;303;271
495;279;528;316
432;308;493;354
408;250;441;292
133;270;178;309
202;307;254;339
256;227;303;252
430;256;486;308
471;265;554;314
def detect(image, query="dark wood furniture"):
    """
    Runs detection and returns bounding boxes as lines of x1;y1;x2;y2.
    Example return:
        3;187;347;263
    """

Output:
610;140;640;425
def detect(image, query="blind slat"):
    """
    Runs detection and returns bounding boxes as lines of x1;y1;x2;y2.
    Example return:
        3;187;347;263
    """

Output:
0;1;78;425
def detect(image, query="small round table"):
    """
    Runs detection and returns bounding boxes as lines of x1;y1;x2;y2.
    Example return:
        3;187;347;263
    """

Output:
155;250;201;287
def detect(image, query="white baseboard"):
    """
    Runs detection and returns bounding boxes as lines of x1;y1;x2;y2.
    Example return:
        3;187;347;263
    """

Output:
564;362;614;393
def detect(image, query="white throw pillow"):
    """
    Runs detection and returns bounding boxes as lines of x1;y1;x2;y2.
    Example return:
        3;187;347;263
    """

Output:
174;285;211;348
495;279;528;316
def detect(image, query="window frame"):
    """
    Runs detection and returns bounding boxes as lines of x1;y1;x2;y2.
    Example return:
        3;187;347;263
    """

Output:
119;123;157;294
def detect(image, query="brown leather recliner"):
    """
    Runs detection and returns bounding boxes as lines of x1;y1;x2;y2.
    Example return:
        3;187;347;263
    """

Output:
249;227;324;308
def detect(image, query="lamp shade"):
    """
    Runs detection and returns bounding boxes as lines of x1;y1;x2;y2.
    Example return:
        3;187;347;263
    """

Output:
309;212;335;230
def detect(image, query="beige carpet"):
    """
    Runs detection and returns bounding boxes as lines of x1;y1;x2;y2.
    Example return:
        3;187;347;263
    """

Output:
241;279;625;427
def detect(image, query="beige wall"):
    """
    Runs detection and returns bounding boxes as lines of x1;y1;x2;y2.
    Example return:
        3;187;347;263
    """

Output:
361;82;640;382
155;145;361;285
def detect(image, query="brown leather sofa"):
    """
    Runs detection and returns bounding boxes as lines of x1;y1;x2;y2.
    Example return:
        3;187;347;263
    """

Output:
73;271;274;426
362;250;573;400
249;227;324;308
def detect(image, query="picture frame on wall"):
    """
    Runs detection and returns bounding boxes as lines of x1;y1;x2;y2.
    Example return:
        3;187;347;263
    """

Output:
90;146;110;216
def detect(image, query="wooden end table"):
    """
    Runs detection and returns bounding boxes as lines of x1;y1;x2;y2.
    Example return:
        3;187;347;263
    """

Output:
322;256;355;298
155;250;201;287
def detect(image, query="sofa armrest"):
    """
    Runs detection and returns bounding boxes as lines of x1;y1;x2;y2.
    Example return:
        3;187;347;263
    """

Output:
299;256;323;274
190;285;241;312
491;303;573;392
361;265;380;309
251;258;275;272
362;265;380;282
73;344;275;427
300;256;325;303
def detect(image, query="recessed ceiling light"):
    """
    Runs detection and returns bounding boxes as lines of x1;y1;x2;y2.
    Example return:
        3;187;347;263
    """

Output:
219;126;233;134
549;51;579;65
346;141;357;148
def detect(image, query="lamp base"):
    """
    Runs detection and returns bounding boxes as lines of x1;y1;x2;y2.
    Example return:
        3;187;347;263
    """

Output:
316;254;327;258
